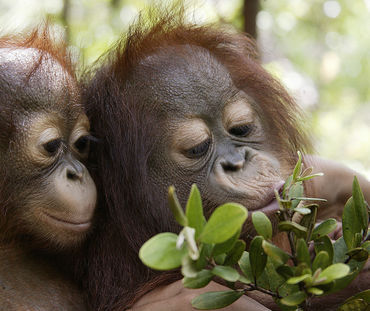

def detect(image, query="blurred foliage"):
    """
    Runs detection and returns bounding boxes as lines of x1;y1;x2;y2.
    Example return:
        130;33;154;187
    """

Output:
0;0;369;177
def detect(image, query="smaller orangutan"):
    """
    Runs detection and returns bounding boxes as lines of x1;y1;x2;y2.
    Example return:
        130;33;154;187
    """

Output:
0;27;96;310
81;6;370;311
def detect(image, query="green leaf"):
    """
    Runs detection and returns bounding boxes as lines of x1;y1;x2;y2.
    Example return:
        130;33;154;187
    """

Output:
289;182;304;209
280;291;307;306
327;268;365;295
282;175;293;198
139;233;186;270
296;238;311;266
338;299;368;311
263;258;286;291
287;274;311;284
333;237;349;263
183;269;213;289
224;240;246;266
295;261;311;274
212;266;240;282
314;236;334;264
186;184;205;239
297;172;324;182
212;228;241;257
200;203;247;244
343;197;362;250
362;240;370;252
168;186;187;227
293;197;327;202
238;274;252;284
238;251;252;277
352;176;368;234
340;289;370;307
293;207;311;215
276;265;294;279
292;151;302;182
250;236;267;279
312;218;337;240
312;251;330;272
214;253;226;265
196;244;213;270
300;204;318;242
252;211;273;240
278;221;307;238
346;247;369;262
191;290;244;310
307;287;323;295
318;263;350;284
262;240;290;265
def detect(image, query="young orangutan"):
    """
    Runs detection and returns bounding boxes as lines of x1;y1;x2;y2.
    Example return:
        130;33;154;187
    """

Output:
0;27;96;310
80;7;369;311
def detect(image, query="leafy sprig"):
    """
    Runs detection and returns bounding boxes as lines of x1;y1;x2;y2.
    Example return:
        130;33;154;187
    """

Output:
139;152;370;310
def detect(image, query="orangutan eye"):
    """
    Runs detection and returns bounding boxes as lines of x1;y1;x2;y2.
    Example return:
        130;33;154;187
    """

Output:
43;139;61;155
74;136;90;153
229;124;252;137
185;138;211;158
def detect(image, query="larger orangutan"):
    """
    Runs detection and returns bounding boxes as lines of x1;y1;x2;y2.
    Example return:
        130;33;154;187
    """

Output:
79;8;370;311
0;28;96;310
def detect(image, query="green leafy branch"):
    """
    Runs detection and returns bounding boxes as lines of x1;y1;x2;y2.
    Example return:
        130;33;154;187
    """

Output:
139;152;370;310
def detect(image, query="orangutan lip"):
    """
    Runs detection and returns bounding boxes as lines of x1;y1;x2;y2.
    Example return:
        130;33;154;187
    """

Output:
43;211;91;230
253;180;285;215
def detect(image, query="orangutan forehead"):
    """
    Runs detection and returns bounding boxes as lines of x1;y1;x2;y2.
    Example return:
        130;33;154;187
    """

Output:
134;44;236;116
0;48;72;89
0;47;79;112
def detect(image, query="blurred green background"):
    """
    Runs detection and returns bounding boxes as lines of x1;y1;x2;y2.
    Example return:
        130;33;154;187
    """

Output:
1;0;369;178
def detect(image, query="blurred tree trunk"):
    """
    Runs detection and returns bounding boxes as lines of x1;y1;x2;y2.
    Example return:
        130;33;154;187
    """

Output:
242;0;259;39
62;0;71;44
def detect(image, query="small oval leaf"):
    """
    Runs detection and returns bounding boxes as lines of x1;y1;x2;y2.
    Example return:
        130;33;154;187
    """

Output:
250;236;267;279
312;218;337;240
287;274;311;284
346;247;369;262
352;176;368;233
200;203;247;244
262;240;290;265
191;290;244;310
224;240;246;266
307;287;323;295
342;197;361;250
312;251;330;272
212;266;240;282
238;251;251;277
252;211;272;240
318;263;350;284
186;184;205;239
278;221;307;238
280;291;307;306
139;233;186;270
212;228;241;257
183;270;213;289
296;238;310;266
314;236;334;264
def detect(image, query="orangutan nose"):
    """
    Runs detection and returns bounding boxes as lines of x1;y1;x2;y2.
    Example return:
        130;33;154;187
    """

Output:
220;153;245;172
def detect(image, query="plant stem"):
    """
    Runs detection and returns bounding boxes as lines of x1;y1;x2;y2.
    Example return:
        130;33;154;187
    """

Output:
243;284;282;299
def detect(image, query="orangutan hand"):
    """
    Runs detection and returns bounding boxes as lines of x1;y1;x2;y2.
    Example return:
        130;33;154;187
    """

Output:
128;280;270;311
